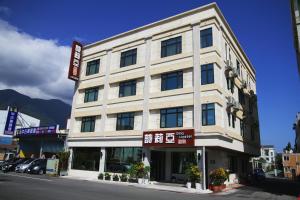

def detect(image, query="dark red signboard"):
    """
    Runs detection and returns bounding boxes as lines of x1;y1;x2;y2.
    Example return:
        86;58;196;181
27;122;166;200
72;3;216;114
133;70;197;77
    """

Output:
68;41;83;81
143;129;194;147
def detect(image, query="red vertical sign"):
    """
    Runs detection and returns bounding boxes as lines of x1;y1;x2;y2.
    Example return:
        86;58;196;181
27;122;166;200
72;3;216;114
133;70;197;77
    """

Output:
68;41;83;81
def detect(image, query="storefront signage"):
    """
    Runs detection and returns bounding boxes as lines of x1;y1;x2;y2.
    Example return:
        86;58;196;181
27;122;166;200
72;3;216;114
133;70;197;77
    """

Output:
16;125;58;136
4;110;18;135
143;129;194;147
68;41;83;81
46;159;59;175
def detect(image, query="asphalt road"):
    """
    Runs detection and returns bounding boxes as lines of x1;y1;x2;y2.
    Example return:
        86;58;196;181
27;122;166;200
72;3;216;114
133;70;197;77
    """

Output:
0;173;296;200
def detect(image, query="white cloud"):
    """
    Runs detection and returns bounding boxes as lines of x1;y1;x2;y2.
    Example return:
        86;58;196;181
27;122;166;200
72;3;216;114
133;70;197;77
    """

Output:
0;19;74;103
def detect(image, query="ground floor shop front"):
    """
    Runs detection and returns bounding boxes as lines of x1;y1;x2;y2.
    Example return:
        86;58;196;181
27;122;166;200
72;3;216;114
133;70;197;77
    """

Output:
67;145;252;188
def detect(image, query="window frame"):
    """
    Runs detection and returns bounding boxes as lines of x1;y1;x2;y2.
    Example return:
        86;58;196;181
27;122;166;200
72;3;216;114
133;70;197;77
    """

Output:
81;116;96;132
200;27;213;48
161;71;183;91
86;59;100;76
160;107;183;128
161;36;182;58
116;112;135;130
120;48;137;68
84;87;99;103
119;80;137;97
202;103;216;126
201;63;214;85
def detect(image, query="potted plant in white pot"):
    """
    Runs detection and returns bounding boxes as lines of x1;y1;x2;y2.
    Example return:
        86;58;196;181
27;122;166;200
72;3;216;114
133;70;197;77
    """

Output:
191;165;202;190
143;166;150;184
134;162;145;184
185;165;192;189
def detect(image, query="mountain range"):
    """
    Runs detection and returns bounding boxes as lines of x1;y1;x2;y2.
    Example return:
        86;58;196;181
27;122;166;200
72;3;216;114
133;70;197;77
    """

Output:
0;89;71;129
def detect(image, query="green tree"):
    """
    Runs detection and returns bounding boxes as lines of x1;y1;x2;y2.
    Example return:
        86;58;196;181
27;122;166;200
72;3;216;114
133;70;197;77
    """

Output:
284;142;292;152
275;154;283;171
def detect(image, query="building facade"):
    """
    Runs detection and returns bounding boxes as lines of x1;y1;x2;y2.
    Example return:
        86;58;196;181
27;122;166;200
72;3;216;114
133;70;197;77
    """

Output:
282;152;300;180
294;112;300;153
67;3;260;188
257;145;276;171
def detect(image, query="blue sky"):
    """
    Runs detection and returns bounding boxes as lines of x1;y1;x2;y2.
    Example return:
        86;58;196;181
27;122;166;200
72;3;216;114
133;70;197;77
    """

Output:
0;0;299;152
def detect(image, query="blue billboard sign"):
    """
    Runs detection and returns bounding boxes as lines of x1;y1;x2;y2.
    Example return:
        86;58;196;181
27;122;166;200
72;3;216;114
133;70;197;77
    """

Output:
0;136;12;145
4;111;18;135
16;125;58;137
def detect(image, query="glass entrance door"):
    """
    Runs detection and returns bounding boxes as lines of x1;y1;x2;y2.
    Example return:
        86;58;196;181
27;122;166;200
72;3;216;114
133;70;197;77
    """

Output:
150;151;166;181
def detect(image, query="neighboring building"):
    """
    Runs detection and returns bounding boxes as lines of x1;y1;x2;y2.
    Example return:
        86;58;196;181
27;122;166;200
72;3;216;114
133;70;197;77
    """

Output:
67;3;260;188
293;112;300;153
282;152;300;180
291;0;300;74
0;108;40;159
259;145;276;171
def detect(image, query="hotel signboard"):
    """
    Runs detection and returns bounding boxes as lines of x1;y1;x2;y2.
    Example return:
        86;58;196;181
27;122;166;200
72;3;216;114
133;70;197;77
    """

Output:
143;129;194;147
4;110;18;135
16;125;58;137
68;41;83;81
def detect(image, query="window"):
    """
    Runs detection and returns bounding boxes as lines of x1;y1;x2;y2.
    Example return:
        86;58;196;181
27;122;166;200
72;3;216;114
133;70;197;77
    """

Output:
238;89;245;105
232;115;236;128
160;107;183;128
240;120;245;136
119;80;136;97
84;87;98;103
72;147;100;171
284;156;289;161
202;103;215;126
200;28;213;48
161;36;182;58
161;71;183;91
201;64;214;85
172;152;196;174
81;116;95;132
105;147;142;173
226;78;234;93
236;60;241;76
229;156;237;173
116;112;134;130
86;59;100;76
120;48;137;67
228;113;231;127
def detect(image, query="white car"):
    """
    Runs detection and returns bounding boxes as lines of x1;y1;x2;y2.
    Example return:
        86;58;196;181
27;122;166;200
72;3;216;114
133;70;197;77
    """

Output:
15;158;37;173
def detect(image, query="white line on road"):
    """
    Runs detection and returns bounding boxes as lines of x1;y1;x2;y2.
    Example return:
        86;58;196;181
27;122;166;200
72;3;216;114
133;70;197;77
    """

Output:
0;173;53;182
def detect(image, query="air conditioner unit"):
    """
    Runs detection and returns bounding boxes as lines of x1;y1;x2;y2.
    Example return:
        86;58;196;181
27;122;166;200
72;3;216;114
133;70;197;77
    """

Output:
225;60;233;71
226;96;236;107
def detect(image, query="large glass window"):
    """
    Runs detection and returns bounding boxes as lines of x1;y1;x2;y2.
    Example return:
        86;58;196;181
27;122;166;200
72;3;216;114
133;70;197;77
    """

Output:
202;103;215;126
161;71;183;91
81;116;95;132
120;48;137;67
161;36;182;58
84;87;98;103
200;28;213;48
116;112;134;130
119;80;136;97
238;89;245;105
227;78;234;93
201;63;214;85
171;152;196;174
86;59;100;76
72;147;100;171
105;147;142;173
160;107;183;128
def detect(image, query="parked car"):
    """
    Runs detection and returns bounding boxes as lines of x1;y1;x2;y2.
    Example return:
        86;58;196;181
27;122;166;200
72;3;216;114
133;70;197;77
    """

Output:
2;158;29;172
26;159;47;175
15;158;36;173
0;152;15;164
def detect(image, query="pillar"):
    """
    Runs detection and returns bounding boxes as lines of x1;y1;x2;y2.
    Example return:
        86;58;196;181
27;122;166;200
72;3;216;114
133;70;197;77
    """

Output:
68;148;73;171
197;146;206;190
99;147;106;173
142;148;150;178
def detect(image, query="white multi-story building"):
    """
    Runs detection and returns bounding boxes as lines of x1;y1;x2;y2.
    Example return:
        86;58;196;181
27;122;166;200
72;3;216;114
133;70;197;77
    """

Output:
67;3;260;188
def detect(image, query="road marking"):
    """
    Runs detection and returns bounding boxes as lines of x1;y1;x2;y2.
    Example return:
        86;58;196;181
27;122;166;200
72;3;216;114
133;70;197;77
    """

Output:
0;173;52;182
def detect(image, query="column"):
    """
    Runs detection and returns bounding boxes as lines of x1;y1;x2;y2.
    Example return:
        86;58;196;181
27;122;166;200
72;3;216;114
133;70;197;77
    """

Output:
68;148;73;171
99;147;106;173
197;146;206;190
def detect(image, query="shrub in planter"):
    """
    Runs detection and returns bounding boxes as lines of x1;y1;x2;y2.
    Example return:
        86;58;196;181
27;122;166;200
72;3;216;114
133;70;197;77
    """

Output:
105;172;111;181
209;168;229;192
120;173;128;182
185;164;202;189
98;173;104;180
113;174;119;181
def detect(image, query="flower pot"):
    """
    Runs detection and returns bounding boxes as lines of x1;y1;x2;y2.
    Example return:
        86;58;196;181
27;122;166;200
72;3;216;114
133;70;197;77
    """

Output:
195;183;202;190
186;182;192;189
209;184;226;192
144;178;149;184
138;178;143;184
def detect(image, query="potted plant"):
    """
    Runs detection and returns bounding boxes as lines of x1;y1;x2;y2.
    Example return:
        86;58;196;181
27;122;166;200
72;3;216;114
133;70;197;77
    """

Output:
185;165;192;189
104;172;111;181
190;165;202;190
128;165;137;183
120;173;128;182
113;174;119;181
57;151;70;176
209;168;229;192
143;166;150;184
98;173;104;180
135;162;145;184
